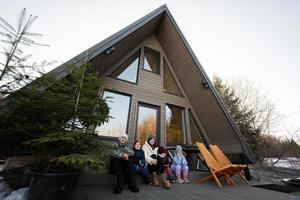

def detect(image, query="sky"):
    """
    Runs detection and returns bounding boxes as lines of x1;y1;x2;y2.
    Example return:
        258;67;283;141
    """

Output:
1;0;300;140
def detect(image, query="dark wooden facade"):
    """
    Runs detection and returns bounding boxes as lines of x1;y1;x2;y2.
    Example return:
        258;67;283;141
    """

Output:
50;5;255;163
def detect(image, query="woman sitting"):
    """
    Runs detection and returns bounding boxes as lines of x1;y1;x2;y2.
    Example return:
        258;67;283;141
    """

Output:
142;134;160;186
110;133;139;194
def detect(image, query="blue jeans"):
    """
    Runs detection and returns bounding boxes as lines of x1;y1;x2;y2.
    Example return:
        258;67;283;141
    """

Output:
132;164;149;177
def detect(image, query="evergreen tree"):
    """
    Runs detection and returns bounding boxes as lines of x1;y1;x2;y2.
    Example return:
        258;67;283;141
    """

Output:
0;8;113;172
0;63;112;172
0;8;49;95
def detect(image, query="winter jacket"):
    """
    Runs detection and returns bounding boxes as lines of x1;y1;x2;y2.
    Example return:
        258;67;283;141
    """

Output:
142;141;158;164
132;149;146;166
112;142;134;159
172;155;188;166
158;155;170;167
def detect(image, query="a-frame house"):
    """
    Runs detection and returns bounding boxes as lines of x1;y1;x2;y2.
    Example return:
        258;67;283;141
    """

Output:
50;5;255;164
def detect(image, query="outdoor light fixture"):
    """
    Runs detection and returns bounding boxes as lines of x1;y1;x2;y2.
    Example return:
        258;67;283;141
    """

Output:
105;47;115;54
201;79;209;89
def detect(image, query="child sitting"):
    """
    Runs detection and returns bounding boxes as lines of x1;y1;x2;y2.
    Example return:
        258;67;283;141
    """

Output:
171;145;189;183
132;140;151;185
157;146;175;185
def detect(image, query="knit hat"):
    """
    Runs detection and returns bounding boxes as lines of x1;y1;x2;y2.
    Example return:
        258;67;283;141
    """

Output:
175;145;183;153
119;132;128;140
158;146;166;154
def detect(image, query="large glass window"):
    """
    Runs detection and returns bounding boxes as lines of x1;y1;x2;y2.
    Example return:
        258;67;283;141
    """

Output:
166;104;185;145
136;104;159;144
189;110;204;145
95;91;131;137
163;60;182;96
110;50;140;83
143;47;160;74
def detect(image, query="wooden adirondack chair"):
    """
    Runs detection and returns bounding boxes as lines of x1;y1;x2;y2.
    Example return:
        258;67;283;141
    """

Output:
209;144;249;184
196;142;238;188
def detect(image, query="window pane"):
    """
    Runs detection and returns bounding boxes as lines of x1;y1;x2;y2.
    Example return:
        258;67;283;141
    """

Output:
95;91;131;137
166;104;185;145
189;111;204;145
110;51;140;83
136;105;158;144
163;61;182;96
143;47;160;74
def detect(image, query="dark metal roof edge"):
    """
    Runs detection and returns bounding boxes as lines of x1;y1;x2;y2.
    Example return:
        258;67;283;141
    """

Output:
164;7;256;163
48;4;168;77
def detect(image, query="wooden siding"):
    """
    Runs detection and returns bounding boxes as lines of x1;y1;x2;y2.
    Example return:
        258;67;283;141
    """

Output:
156;14;243;153
85;10;247;155
89;13;163;75
98;35;198;147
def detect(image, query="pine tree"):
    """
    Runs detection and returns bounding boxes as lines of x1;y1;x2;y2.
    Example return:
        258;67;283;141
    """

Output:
0;63;112;172
0;8;49;96
0;8;114;172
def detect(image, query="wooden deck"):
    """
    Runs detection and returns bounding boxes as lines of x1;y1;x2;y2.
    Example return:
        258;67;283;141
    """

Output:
73;171;300;200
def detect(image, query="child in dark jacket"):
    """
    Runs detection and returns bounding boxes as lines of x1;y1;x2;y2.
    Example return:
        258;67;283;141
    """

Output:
132;140;151;185
157;146;172;188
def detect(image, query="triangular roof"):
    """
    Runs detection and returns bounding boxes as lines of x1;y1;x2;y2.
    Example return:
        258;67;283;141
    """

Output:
49;5;256;163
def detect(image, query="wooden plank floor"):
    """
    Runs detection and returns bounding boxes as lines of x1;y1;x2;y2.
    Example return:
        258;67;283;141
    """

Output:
74;171;300;200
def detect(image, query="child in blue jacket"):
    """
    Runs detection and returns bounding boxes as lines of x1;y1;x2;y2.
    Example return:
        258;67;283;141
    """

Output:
171;145;189;183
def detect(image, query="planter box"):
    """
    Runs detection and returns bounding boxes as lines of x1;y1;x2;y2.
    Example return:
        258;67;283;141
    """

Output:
28;172;80;200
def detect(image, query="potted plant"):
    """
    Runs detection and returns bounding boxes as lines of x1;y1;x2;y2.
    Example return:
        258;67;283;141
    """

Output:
0;63;114;200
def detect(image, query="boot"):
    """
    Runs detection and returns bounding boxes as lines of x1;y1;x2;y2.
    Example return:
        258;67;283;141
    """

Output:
152;172;159;186
129;185;139;193
175;168;184;184
143;175;152;185
161;174;170;189
176;177;184;184
113;175;124;194
182;168;189;183
168;174;175;184
149;173;153;184
128;172;139;193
